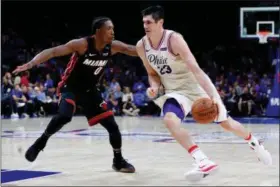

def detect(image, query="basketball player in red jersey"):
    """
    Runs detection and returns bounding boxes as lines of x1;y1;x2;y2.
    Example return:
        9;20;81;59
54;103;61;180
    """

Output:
13;17;137;173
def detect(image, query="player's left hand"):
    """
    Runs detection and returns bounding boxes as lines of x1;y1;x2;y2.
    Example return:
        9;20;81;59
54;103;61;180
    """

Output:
211;97;218;105
12;62;33;75
146;87;158;99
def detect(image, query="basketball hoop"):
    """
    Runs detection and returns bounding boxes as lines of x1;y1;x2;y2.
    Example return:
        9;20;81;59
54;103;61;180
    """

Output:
257;31;272;44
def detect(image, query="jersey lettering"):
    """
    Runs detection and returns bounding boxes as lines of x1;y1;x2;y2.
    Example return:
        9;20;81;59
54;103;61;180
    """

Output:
147;54;167;65
160;65;172;75
83;59;108;67
94;67;103;75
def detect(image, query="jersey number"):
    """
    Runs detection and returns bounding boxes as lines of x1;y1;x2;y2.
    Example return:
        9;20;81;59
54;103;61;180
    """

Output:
94;67;103;75
159;65;172;75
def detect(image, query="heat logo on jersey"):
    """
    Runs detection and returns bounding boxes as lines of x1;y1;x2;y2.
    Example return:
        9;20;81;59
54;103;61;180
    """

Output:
83;59;108;67
99;100;108;110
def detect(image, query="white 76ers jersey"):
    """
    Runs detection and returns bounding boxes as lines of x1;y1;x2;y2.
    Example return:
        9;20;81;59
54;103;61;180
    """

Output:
142;29;206;96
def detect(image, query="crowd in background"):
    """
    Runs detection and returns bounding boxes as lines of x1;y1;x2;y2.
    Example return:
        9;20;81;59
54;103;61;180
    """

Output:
1;25;276;119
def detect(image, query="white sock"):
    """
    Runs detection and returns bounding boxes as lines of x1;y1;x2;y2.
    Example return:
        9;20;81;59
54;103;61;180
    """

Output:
188;145;208;163
245;133;259;145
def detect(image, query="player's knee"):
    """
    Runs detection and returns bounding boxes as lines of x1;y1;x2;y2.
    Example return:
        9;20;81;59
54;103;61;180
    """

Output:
163;112;180;129
219;121;231;131
219;117;233;131
100;116;120;133
56;114;72;124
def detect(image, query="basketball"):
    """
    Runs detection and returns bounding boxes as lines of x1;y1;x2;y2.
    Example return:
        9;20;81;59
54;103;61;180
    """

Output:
191;98;218;124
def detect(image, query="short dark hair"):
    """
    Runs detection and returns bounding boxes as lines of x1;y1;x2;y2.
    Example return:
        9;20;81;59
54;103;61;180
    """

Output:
141;5;164;22
92;16;111;34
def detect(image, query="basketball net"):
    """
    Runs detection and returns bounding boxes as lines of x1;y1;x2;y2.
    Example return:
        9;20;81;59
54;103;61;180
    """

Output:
257;31;272;44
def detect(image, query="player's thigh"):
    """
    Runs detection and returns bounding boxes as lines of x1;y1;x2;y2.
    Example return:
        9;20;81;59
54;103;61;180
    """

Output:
58;92;76;118
164;93;195;117
162;98;185;121
79;91;113;126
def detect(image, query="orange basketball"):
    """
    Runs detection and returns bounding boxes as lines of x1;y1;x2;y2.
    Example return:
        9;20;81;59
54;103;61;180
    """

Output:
191;98;218;124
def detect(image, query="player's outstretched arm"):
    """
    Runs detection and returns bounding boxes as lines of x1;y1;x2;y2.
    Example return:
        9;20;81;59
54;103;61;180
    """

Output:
12;39;87;74
136;40;161;89
111;40;138;56
170;33;220;100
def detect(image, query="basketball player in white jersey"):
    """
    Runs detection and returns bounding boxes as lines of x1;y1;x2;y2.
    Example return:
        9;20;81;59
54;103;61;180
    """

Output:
136;5;272;181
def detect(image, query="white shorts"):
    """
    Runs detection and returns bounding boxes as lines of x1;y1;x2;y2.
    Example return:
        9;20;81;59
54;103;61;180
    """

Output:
154;92;228;123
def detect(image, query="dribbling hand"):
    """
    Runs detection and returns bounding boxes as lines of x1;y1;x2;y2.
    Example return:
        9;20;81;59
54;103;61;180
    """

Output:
211;97;220;121
146;87;158;99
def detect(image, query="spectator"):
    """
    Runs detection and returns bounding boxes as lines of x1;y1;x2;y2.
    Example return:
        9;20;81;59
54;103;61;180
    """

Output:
101;79;110;100
1;77;13;118
109;77;120;93
44;73;54;89
21;85;36;117
261;74;271;87
14;75;21;85
251;88;269;116
20;71;30;87
122;87;134;103
46;87;59;115
4;72;13;86
28;86;37;100
113;85;123;106
107;93;121;116
224;87;239;116
11;84;28;118
132;77;146;93
133;88;148;115
252;78;261;93
34;85;52;116
233;81;243;96
238;87;254;116
122;96;140;116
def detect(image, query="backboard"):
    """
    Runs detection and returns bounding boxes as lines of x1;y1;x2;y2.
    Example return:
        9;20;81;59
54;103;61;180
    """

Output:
240;6;279;42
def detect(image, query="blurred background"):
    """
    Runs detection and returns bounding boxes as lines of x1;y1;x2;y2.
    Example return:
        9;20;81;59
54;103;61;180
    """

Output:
1;0;279;119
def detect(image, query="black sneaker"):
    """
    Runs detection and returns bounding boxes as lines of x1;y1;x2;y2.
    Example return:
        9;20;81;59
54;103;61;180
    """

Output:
25;137;47;162
112;158;135;173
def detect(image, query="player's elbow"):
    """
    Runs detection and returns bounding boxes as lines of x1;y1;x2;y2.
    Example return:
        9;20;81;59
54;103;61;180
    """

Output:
148;71;159;78
50;48;58;58
124;45;138;57
127;49;138;57
51;46;65;57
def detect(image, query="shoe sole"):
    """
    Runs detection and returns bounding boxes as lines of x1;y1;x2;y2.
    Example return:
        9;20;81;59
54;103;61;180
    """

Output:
25;146;43;162
112;166;136;173
184;165;219;182
25;150;37;162
258;150;272;165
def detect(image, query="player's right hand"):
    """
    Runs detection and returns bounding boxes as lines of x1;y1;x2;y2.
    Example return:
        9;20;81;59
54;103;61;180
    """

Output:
146;87;158;99
12;62;33;75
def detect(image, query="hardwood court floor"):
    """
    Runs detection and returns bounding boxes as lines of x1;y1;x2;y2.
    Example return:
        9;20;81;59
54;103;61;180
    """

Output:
2;116;279;186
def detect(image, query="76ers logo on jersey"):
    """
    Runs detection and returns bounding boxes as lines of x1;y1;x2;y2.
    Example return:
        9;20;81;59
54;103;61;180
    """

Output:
159;65;172;75
148;54;172;75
